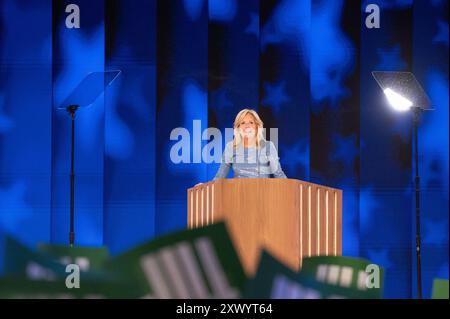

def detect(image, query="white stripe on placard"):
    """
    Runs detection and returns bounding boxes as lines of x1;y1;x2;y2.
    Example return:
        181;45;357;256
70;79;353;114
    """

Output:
175;242;210;299
195;237;238;299
159;248;190;298
271;275;289;299
140;254;171;299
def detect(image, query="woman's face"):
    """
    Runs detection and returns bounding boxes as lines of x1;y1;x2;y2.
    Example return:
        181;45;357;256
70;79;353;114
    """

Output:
238;113;257;139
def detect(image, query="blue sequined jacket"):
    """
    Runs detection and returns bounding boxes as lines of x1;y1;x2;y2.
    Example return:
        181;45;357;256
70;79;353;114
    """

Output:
214;140;287;179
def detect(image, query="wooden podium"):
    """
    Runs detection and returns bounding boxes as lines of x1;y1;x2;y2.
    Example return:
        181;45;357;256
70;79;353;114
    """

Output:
187;179;342;275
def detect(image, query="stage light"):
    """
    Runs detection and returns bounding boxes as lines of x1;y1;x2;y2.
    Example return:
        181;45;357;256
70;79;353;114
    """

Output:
383;88;413;111
372;71;433;299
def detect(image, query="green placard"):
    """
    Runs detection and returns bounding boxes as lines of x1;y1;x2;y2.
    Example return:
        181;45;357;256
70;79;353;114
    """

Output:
0;276;134;299
244;251;383;299
3;236;67;279
105;222;247;298
37;243;109;272
432;278;449;299
301;255;384;298
0;237;131;298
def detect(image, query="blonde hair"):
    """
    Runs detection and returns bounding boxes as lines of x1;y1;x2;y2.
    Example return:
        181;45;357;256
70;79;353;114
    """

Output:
233;109;265;148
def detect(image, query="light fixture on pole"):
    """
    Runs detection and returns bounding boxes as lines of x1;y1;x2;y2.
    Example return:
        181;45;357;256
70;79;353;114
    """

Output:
372;71;433;299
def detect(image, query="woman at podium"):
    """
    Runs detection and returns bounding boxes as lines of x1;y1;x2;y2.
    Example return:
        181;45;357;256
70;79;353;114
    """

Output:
214;109;287;179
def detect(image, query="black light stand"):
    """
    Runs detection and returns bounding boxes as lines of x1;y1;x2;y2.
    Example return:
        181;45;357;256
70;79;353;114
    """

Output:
372;71;433;299
67;104;79;247
413;107;423;299
59;70;121;247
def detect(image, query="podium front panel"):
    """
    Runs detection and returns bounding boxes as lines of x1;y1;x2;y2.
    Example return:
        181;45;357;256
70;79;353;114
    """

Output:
188;179;342;275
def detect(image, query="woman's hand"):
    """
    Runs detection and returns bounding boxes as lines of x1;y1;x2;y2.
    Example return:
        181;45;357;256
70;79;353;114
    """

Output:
195;182;203;187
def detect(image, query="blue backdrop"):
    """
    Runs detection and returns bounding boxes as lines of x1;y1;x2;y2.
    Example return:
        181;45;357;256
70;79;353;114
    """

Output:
0;0;448;298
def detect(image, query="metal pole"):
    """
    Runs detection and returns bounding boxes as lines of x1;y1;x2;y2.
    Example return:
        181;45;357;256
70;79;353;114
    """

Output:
413;108;422;299
68;105;78;247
